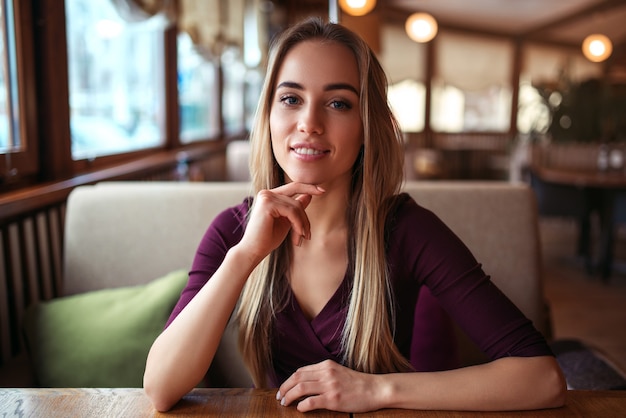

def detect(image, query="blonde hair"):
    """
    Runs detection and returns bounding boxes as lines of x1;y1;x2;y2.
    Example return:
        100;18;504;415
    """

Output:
236;17;411;387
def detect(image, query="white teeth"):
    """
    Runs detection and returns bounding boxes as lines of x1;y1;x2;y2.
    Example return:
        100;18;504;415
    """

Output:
293;147;324;155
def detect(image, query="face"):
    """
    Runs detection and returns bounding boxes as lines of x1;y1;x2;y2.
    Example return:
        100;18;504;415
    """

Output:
269;40;363;188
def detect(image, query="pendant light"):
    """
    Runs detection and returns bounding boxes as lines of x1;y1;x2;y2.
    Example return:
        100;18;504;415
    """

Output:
405;12;438;43
338;0;377;17
582;34;613;62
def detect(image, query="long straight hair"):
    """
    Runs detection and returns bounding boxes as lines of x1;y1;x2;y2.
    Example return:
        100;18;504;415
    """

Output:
236;17;411;387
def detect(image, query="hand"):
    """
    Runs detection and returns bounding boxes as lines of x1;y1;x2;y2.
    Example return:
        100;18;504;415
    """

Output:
238;182;325;262
276;360;384;413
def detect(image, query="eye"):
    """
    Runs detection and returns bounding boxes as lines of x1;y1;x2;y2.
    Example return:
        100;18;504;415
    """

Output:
330;100;352;110
279;95;300;106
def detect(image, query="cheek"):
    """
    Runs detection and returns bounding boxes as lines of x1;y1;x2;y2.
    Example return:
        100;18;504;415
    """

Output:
343;121;364;152
268;118;285;164
269;110;286;141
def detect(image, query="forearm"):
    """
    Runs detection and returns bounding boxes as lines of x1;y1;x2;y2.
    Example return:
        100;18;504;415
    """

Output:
377;356;566;411
143;245;260;411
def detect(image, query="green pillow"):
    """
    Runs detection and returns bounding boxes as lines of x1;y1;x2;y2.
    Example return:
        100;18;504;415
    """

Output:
23;269;188;388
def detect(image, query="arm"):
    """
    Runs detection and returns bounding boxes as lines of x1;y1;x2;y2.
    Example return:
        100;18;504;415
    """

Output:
379;356;565;411
143;183;325;412
143;244;259;412
278;355;565;413
279;197;566;412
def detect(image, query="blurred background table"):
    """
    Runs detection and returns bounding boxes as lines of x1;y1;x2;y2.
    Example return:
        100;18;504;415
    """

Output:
530;165;626;281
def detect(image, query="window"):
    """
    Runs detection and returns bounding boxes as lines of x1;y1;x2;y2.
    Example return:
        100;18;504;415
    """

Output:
0;0;19;154
518;43;604;135
178;32;219;142
388;79;426;132
0;0;36;185
379;24;427;133
65;0;167;160
221;47;246;136
431;82;512;132
431;31;513;132
517;77;551;135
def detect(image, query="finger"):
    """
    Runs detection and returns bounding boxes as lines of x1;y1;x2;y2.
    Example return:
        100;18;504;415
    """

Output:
295;193;313;209
278;364;326;405
257;185;321;242
296;395;325;413
280;381;320;408
265;193;312;244
273;182;326;198
255;190;308;234
292;194;313;245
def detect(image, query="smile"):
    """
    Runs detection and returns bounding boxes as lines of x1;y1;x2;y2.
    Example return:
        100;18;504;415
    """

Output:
292;147;327;156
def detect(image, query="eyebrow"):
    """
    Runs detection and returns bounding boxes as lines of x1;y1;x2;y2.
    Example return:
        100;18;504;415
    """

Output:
276;81;359;96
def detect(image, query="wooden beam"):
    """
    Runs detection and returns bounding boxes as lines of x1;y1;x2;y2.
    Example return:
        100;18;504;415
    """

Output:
522;0;626;42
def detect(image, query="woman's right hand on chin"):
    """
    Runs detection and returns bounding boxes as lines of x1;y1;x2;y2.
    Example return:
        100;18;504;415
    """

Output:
238;182;325;260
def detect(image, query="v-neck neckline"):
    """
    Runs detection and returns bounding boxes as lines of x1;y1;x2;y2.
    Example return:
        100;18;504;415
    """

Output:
289;272;350;324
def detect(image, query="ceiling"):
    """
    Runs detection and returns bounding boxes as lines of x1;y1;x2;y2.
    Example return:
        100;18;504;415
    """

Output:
284;0;626;69
387;0;626;48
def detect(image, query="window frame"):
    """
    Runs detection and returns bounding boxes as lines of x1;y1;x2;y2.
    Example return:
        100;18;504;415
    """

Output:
0;0;230;190
0;0;39;186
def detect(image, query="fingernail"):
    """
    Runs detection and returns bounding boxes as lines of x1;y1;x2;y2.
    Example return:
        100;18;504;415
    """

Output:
297;235;304;247
276;390;281;400
280;397;286;406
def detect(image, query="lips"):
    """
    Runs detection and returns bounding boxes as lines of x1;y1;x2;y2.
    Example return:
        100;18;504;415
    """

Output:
292;147;326;156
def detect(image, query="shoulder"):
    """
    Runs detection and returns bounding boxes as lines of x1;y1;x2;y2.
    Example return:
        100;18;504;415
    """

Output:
385;192;471;258
386;192;444;233
201;197;252;247
212;198;252;229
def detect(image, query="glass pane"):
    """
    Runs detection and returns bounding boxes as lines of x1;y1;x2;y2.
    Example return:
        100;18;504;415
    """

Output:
0;0;20;153
431;81;512;132
222;47;246;135
244;68;263;132
432;31;512;132
65;0;166;160
388;79;426;133
177;32;219;142
517;77;551;135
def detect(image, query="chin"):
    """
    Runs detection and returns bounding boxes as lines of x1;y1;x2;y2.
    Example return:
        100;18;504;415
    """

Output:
289;178;324;186
284;172;324;185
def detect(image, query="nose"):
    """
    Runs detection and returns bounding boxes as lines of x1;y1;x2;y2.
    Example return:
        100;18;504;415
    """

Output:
297;104;324;135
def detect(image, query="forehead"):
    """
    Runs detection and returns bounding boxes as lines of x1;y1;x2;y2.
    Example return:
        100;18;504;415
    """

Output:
275;40;359;87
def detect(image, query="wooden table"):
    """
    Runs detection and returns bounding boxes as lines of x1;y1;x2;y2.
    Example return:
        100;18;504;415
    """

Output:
531;166;626;281
532;166;626;190
0;388;624;417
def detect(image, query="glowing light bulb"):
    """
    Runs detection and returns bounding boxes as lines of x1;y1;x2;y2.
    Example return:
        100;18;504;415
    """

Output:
339;0;376;17
582;34;613;62
405;13;438;43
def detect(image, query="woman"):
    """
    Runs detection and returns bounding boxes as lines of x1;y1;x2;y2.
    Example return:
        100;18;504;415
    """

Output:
143;17;566;413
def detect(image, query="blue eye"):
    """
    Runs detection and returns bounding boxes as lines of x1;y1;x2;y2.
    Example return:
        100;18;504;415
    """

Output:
280;95;299;105
331;100;351;110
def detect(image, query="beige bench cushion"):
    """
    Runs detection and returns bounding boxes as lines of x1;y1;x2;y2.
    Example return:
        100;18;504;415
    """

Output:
63;180;546;382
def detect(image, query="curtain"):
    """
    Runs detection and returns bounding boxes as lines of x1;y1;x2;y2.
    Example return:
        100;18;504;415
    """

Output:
110;0;174;21
522;43;603;85
176;0;244;56
111;0;245;56
378;23;427;84
436;31;514;91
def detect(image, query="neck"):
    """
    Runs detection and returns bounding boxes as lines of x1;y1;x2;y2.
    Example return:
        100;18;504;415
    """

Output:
305;181;351;237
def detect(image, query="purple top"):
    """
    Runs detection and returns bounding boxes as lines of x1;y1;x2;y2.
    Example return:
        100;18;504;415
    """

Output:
167;194;552;386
